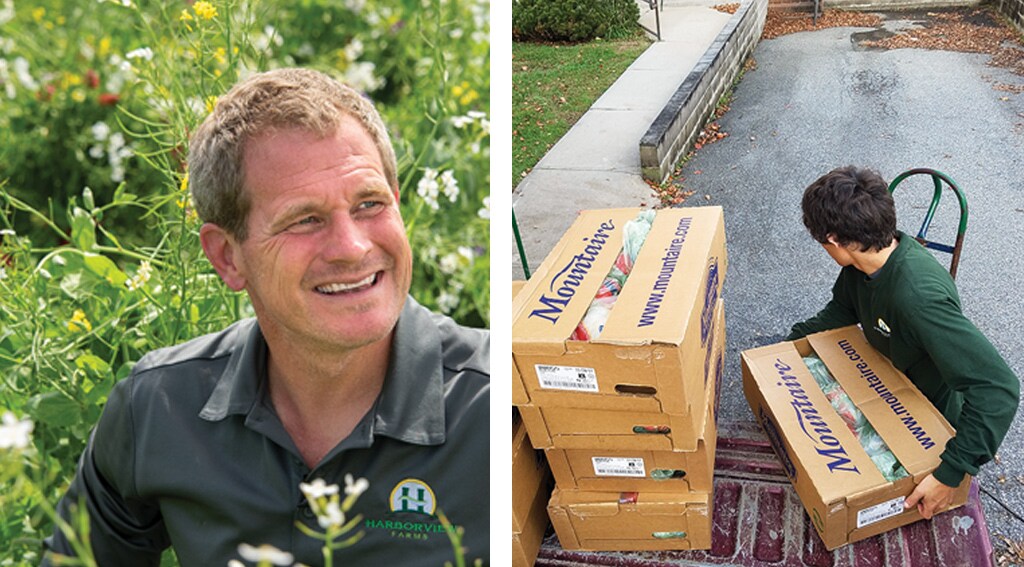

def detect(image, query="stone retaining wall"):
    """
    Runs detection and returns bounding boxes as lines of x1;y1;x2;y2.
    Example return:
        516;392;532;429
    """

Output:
639;0;768;184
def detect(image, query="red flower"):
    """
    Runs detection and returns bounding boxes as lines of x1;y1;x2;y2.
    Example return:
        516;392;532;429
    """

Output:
85;69;100;89
36;84;56;101
98;92;120;106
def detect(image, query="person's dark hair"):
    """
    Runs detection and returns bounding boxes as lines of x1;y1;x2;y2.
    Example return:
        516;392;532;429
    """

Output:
801;166;897;252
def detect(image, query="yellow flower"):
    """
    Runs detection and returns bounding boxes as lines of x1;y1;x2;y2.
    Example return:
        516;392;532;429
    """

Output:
32;7;45;22
193;1;217;20
179;173;189;193
68;309;92;333
98;37;112;58
459;89;479;106
204;95;218;114
179;9;193;21
72;89;86;103
213;47;226;64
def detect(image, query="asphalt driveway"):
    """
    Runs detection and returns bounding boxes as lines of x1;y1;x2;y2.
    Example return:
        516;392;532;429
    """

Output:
675;11;1024;550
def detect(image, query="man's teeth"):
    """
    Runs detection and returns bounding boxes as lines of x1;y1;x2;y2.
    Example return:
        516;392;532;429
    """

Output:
316;273;377;294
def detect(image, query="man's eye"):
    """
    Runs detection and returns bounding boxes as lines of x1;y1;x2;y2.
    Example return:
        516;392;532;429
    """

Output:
290;216;319;229
358;201;383;210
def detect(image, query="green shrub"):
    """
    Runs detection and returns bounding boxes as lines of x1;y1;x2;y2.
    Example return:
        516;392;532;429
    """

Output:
512;0;640;42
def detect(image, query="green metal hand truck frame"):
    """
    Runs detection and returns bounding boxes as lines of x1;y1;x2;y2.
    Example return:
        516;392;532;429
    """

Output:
887;167;969;279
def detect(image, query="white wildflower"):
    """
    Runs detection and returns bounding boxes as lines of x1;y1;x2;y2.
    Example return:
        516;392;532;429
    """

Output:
125;47;153;61
126;260;153;291
439;253;460;275
344;474;369;497
344;61;383;93
236;543;293;566
91;121;111;142
450;27;464;39
416;168;440;210
299;478;339;500
437;291;459;314
467;110;486;120
0;267;6;281
89;145;104;159
477;196;490;220
451;115;472;128
227;561;245;567
0;229;15;236
439;170;459;202
317;500;345;529
344;0;366;10
12;57;37;90
0;412;33;450
0;1;14;26
344;39;364;61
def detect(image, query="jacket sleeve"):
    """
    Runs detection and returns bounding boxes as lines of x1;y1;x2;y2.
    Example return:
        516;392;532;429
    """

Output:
43;376;169;566
786;271;859;340
905;293;1020;487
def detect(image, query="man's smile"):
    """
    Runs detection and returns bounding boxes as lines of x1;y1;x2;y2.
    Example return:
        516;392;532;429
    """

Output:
314;272;380;295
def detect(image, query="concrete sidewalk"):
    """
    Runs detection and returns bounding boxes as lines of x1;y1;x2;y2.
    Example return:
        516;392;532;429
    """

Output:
511;2;734;278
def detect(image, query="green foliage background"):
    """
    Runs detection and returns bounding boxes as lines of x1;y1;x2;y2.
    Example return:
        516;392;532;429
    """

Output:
0;0;489;563
512;0;639;42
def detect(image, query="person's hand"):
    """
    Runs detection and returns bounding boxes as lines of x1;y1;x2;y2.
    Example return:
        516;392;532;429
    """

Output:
904;473;957;519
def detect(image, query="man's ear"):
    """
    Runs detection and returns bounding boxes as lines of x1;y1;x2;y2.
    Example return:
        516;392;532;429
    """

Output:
200;223;247;291
825;234;842;248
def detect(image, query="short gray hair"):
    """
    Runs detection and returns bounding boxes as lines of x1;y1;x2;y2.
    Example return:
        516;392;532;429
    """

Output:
188;68;398;240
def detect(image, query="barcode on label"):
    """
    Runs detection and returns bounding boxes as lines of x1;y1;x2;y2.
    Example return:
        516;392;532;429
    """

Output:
592;457;645;477
857;496;905;528
535;364;599;392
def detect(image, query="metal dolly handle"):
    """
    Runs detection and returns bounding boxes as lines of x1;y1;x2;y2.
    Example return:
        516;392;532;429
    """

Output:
887;168;968;279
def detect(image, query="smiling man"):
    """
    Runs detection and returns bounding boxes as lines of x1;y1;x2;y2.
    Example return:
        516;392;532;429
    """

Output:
44;69;490;566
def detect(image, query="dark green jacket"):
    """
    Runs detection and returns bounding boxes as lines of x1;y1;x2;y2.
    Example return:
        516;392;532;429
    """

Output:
45;297;490;566
788;232;1019;486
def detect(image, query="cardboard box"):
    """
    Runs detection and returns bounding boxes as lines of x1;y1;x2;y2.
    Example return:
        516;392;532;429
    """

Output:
545;400;717;493
512;208;727;438
512;281;530;405
741;326;971;550
512;410;552;567
547;488;712;551
513;463;552;567
512;411;549;533
518;299;726;452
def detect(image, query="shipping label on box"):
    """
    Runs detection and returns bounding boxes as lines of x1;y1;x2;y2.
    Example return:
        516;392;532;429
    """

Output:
519;299;726;452
512;207;727;429
547;488;712;551
741;326;970;550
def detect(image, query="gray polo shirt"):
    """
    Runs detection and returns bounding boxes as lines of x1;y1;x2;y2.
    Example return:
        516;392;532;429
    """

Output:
45;297;490;566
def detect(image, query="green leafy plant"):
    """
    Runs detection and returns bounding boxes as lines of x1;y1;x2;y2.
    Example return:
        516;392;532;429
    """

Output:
512;0;640;42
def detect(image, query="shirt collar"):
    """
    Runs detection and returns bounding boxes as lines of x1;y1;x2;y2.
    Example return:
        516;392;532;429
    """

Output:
198;296;446;446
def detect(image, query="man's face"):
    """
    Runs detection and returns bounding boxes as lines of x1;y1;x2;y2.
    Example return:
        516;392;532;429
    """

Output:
210;117;412;353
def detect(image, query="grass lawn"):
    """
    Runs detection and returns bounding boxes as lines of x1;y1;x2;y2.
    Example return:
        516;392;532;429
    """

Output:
512;36;651;189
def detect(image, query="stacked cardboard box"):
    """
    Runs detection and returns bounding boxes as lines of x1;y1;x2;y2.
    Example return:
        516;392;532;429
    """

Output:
742;326;971;549
512;409;552;567
512;207;728;551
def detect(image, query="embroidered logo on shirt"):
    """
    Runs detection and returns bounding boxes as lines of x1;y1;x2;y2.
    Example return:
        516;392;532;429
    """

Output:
389;478;437;515
874;318;892;338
